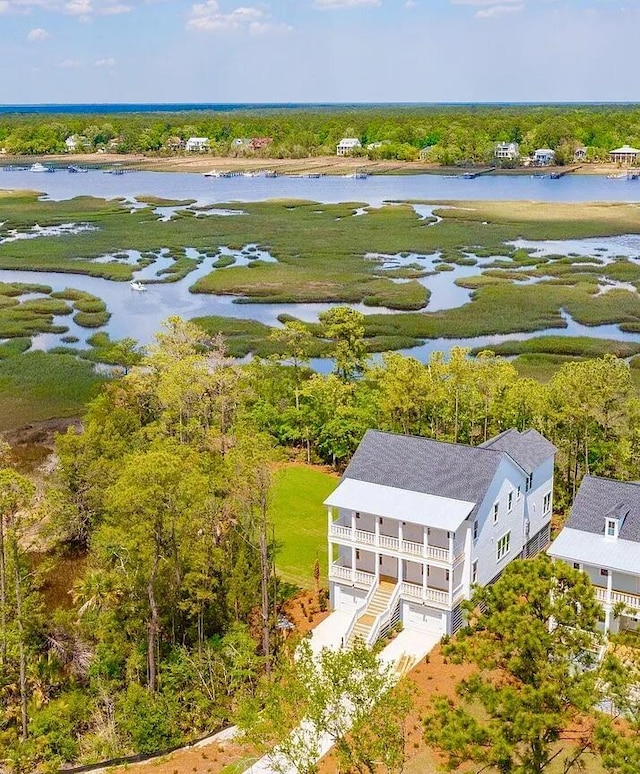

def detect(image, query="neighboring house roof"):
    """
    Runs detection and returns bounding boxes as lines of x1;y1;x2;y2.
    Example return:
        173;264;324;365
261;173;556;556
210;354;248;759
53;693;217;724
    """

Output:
549;527;640;575
564;476;640;542
338;138;361;147
339;429;551;520
611;145;640;154
480;429;556;474
534;148;555;155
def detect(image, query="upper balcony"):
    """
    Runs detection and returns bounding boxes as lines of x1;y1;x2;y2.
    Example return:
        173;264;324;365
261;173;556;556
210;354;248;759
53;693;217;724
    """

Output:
594;585;640;615
329;520;464;565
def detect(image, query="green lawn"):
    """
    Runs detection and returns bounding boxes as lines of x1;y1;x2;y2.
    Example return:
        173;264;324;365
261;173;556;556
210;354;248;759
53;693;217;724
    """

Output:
269;464;338;589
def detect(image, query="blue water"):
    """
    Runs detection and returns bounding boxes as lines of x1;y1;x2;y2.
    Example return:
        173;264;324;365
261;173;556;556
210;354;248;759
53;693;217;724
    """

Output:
1;168;640;206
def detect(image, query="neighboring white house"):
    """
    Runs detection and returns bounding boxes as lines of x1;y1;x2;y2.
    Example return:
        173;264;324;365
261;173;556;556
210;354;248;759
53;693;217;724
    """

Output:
336;138;361;156
185;137;210;153
574;146;588;162
533;148;556;166
610;145;640;165
65;135;88;152
494;142;520;161
325;428;556;644
548;476;640;634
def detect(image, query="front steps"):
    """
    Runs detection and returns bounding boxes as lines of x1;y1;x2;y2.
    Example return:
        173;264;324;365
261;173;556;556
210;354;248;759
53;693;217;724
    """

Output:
346;580;396;648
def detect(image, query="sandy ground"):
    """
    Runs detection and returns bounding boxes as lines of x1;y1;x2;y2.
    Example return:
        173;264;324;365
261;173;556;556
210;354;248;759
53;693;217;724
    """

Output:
1;152;631;177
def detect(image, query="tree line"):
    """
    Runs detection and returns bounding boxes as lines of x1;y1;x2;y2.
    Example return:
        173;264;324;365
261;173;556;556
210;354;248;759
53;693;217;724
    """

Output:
1;104;640;161
0;310;639;770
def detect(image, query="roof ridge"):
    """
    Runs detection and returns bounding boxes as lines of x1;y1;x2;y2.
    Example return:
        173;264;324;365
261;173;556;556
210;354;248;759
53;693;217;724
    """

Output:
365;428;505;457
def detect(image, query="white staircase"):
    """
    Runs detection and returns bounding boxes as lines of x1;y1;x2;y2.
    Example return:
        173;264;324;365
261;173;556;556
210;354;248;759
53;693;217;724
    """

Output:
346;580;396;648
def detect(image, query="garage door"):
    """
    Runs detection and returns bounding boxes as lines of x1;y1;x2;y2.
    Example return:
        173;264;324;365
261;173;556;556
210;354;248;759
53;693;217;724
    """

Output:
406;603;445;635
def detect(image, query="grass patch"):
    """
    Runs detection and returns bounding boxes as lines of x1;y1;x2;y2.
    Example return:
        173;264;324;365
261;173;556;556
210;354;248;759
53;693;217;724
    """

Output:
470;336;640;358
269;465;337;589
0;351;105;431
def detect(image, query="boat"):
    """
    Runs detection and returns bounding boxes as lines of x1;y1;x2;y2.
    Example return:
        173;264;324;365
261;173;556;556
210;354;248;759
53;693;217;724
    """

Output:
203;169;221;177
607;173;626;179
68;165;88;173
531;173;546;179
130;281;147;292
30;162;53;173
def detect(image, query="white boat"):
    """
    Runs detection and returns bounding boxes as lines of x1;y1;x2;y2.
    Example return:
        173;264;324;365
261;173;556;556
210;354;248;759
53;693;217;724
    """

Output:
130;281;147;291
203;169;221;177
30;162;53;173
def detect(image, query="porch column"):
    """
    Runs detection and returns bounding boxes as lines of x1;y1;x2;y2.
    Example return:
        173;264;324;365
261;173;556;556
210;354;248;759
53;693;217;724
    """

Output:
375;516;380;549
604;570;614;632
423;526;429;559
375;552;380;581
448;530;454;561
327;507;333;580
448;566;454;602
422;562;428;600
351;511;356;540
351;546;356;585
398;557;403;583
398;521;404;551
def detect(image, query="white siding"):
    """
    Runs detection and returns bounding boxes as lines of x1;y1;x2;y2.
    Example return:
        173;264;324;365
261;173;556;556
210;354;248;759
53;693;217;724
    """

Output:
525;457;554;540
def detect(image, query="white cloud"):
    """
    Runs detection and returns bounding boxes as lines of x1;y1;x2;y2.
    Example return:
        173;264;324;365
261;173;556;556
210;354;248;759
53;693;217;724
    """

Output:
58;57;80;66
313;0;380;8
187;1;292;33
475;3;523;17
27;26;50;40
0;1;10;12
94;56;116;66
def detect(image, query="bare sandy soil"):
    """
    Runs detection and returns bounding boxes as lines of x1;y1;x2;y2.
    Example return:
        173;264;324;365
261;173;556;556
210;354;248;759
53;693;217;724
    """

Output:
2;151;630;177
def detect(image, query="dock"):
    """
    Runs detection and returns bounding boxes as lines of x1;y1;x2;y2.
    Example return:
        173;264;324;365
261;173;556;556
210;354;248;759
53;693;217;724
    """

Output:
458;166;496;179
548;165;581;179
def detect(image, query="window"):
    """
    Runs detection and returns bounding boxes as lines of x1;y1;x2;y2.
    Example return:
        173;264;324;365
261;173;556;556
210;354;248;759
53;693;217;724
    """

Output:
379;556;383;565
445;570;450;582
543;492;551;514
497;532;511;561
573;562;581;570
508;491;513;512
473;520;479;541
355;511;360;520
493;503;499;524
606;519;617;538
356;550;360;560
517;485;521;499
526;473;534;492
472;560;478;584
600;568;609;577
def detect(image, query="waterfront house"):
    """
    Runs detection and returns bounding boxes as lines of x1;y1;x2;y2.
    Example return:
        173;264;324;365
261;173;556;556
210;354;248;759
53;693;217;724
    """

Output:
548;476;640;634
248;137;272;151
325;428;556;644
610;145;640;165
337;138;361;156
494;142;520;161
65;134;89;152
533;148;556;166
574;146;588;162
165;136;184;151
185;137;210;153
231;138;251;151
419;145;435;161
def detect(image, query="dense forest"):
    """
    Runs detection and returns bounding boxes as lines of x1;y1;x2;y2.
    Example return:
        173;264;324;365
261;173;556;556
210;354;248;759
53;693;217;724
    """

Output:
1;104;640;162
1;310;639;771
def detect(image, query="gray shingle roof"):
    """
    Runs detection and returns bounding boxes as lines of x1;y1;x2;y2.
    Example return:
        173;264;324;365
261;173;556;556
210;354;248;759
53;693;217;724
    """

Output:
342;429;554;517
566;475;640;543
480;428;556;474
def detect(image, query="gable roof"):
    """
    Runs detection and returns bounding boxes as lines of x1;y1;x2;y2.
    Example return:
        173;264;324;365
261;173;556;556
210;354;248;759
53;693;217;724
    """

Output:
480;429;556;474
341;429;539;518
565;475;640;543
611;145;640;154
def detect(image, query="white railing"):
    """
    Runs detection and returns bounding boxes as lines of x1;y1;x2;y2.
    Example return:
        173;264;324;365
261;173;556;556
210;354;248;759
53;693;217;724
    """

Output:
595;586;640;613
329;562;376;589
366;583;403;646
400;582;451;607
342;579;379;649
329;523;457;563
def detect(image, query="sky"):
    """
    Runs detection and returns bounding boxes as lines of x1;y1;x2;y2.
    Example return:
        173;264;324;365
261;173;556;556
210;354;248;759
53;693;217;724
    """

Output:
1;0;640;104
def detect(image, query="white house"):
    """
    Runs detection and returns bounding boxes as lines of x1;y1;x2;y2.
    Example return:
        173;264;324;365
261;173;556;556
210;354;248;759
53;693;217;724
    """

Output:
494;142;520;161
574;146;588;162
325;428;556;645
610;145;640;165
548;476;640;634
185;137;210;153
533;148;556;166
336;138;361;156
65;135;88;152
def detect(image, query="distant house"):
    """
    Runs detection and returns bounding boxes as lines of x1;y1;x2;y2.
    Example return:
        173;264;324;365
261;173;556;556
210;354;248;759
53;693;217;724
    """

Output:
336;138;361;156
419;145;435;161
574;146;587;162
185;137;210;153
549;476;640;634
65;135;89;152
165;136;184;151
494;142;520;161
610;144;640;165
248;137;272;151
533;148;556;166
231;138;251;151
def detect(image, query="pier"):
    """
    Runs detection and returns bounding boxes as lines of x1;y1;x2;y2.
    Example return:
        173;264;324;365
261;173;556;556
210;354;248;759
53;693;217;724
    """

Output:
458;166;496;179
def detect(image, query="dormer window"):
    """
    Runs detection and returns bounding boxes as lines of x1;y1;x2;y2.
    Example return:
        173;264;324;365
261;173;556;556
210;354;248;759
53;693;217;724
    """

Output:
605;518;618;539
525;473;533;492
